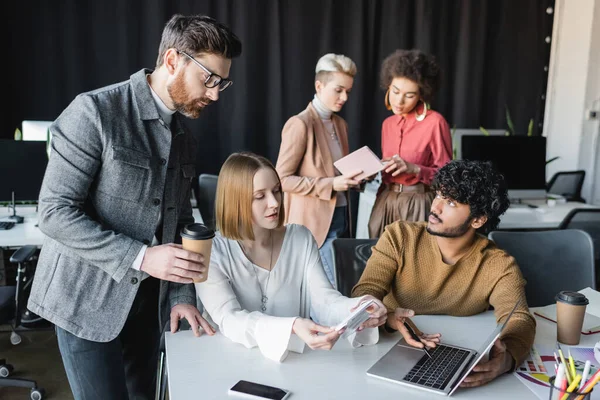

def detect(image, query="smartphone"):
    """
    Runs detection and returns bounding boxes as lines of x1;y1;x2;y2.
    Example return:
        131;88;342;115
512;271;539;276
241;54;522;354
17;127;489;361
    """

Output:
334;299;376;337
228;380;291;400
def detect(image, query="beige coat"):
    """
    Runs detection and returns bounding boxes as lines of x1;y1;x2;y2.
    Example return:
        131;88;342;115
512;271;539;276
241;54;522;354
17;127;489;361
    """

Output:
275;103;351;247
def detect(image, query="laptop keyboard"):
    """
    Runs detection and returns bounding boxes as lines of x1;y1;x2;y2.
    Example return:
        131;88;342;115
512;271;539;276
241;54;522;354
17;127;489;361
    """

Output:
402;344;471;390
0;221;15;230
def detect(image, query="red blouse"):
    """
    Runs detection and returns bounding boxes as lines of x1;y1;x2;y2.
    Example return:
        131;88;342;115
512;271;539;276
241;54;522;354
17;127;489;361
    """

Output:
380;106;452;186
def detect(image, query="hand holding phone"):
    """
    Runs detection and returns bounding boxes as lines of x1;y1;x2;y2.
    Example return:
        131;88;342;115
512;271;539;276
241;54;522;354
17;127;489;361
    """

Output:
229;380;291;400
334;299;376;337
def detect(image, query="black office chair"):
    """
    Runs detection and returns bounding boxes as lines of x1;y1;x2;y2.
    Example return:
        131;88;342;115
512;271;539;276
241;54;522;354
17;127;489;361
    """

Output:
196;173;218;231
546;170;586;202
0;245;45;400
559;208;600;282
332;238;378;297
488;229;595;307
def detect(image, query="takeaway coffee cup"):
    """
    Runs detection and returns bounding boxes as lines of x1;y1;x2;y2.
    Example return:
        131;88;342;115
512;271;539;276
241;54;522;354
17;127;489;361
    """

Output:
556;291;589;345
180;223;215;283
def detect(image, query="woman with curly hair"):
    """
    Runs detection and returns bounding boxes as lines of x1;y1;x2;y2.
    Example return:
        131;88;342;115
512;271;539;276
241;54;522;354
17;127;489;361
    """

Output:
368;49;453;238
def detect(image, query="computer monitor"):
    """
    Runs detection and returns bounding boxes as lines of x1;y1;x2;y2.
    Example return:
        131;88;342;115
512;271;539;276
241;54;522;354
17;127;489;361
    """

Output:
22;120;52;141
0;140;49;221
461;135;547;201
453;129;506;160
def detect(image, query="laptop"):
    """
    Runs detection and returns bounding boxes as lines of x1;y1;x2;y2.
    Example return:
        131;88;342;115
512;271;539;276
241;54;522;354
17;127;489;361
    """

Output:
367;301;520;396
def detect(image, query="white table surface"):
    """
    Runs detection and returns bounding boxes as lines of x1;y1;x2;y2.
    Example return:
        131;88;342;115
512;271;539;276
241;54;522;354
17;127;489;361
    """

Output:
498;200;599;230
0;206;44;248
357;183;599;233
165;309;595;400
0;206;202;248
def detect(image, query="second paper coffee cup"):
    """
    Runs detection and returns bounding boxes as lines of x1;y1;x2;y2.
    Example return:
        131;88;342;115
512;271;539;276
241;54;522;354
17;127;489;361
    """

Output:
181;223;215;283
556;291;589;345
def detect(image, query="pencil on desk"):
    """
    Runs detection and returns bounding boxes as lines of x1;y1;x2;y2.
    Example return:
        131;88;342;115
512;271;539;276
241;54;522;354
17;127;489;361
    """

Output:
579;360;591;390
555;364;566;398
560;374;581;400
557;348;572;384
568;351;576;379
575;369;600;399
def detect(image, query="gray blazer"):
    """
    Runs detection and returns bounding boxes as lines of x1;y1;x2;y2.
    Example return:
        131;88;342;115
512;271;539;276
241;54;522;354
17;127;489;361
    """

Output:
28;69;197;342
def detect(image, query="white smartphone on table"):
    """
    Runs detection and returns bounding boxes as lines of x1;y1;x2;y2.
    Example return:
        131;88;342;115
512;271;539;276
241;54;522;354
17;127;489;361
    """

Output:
228;380;291;400
334;299;376;337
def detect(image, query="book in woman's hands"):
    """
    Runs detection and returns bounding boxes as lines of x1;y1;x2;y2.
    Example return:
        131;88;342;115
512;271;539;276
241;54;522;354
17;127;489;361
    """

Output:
333;146;385;181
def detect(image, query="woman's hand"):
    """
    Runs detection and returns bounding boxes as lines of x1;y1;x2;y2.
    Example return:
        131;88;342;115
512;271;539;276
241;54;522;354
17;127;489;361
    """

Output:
382;154;420;177
354;296;387;330
292;318;343;350
388;308;441;349
333;169;362;192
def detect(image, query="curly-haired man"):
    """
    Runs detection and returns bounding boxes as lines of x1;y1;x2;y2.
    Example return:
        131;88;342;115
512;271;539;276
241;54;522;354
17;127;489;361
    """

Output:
353;160;535;388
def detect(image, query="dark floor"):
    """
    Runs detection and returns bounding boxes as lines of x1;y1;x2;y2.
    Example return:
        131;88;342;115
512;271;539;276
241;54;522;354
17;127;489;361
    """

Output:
0;326;73;400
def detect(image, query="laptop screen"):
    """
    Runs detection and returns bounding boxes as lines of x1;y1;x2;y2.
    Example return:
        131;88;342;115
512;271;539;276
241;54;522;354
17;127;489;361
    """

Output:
448;301;521;395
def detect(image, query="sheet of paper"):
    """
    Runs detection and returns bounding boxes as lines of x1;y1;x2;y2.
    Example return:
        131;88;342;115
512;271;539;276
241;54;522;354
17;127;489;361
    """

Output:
534;288;600;333
515;345;600;399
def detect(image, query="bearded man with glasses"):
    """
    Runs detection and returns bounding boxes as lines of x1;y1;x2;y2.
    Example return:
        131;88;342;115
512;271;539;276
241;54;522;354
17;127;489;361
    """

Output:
28;14;241;400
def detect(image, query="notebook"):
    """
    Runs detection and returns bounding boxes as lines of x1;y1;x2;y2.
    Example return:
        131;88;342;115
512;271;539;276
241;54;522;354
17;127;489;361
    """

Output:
333;146;385;182
533;288;600;335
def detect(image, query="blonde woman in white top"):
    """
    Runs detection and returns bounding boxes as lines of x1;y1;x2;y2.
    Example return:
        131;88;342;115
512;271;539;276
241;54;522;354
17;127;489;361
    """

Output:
195;152;387;362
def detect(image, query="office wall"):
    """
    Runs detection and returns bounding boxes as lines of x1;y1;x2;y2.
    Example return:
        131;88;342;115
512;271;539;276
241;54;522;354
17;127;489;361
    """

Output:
582;1;600;205
544;0;600;205
6;0;553;168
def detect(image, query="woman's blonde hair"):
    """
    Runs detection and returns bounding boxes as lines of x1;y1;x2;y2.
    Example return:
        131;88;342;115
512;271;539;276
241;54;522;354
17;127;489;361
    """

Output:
315;53;357;84
215;152;285;240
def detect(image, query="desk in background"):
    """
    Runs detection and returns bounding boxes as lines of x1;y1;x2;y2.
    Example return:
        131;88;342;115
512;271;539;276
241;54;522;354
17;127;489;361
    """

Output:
0;205;203;249
166;309;580;400
498;200;599;230
355;181;600;237
0;206;44;248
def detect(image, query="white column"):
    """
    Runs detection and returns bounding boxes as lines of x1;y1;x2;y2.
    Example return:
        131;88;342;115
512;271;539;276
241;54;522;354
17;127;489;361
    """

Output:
543;0;600;205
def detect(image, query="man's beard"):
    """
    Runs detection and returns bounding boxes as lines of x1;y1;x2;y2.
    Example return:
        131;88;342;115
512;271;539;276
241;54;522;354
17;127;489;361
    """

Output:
167;73;212;119
426;212;473;238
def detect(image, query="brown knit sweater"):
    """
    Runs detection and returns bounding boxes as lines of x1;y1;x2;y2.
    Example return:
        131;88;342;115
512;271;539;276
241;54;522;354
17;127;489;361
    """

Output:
352;221;536;365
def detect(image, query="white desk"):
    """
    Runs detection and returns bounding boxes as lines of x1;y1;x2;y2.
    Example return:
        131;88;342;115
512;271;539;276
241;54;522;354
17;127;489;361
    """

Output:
0;206;44;248
498;200;599;230
356;182;600;236
0;206;203;249
166;309;595;400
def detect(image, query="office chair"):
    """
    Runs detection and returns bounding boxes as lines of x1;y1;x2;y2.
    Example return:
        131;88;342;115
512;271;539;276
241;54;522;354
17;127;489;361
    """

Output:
488;230;595;307
196;174;218;231
559;208;600;282
0;245;45;399
332;238;378;297
546;170;586;202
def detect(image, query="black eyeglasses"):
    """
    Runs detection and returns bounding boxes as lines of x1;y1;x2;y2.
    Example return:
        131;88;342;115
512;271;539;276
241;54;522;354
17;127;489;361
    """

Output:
177;50;233;92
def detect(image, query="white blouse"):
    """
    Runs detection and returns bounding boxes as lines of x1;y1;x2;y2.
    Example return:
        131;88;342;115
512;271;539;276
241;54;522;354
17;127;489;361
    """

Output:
195;224;379;362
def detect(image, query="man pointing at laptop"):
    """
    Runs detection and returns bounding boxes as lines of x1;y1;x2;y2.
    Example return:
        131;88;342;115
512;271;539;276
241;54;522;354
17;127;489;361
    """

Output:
353;160;536;388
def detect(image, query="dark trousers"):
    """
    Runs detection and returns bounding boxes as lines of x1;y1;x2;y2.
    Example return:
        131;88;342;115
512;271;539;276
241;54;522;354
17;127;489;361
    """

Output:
56;277;160;400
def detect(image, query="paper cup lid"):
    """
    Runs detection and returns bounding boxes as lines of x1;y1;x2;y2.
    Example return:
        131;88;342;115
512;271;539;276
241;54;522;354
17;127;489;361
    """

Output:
555;291;589;306
181;223;215;240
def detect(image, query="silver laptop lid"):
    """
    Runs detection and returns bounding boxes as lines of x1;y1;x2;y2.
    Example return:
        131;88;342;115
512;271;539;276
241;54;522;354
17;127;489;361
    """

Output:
447;300;521;396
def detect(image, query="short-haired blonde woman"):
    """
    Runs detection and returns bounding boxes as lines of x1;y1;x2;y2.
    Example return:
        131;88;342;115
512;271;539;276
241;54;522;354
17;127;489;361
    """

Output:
195;152;386;362
276;53;362;288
